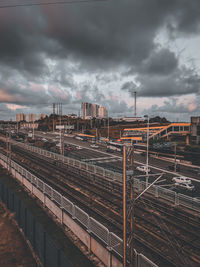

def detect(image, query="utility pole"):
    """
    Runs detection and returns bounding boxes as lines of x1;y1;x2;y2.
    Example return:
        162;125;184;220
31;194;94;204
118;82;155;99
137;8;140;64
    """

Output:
123;145;127;267
59;110;62;155
123;144;134;267
61;129;64;156
144;115;149;187
96;128;98;142
134;91;137;117
174;143;177;172
6;124;12;173
107;116;110;140
123;144;164;267
17;121;19;135
32;119;35;140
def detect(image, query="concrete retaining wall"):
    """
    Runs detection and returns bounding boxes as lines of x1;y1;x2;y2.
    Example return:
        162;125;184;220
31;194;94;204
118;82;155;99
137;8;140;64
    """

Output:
23;178;32;192
0;161;123;267
91;237;111;266
16;172;22;183
45;196;62;222
32;186;45;204
63;212;90;248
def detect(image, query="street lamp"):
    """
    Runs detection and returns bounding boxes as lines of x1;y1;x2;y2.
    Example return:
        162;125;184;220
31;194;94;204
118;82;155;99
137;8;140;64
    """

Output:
174;142;177;172
107;113;109;140
144;115;149;187
32;118;35;140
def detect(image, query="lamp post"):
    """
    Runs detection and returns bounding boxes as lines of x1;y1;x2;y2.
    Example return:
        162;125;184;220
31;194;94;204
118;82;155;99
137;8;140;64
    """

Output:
144;115;149;187
174;143;177;172
107;114;109;141
32;119;35;140
123;145;127;267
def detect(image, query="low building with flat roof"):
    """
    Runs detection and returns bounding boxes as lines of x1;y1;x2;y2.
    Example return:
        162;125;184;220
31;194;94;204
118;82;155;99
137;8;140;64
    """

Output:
190;117;200;145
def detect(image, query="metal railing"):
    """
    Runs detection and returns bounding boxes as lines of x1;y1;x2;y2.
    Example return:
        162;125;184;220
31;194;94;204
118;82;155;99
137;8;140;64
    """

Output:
1;137;200;213
0;152;158;267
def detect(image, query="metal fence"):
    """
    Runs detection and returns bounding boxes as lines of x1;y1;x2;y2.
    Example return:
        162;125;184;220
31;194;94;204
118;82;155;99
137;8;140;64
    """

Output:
0;178;73;267
1;136;200;213
0;152;158;267
2;136;200;214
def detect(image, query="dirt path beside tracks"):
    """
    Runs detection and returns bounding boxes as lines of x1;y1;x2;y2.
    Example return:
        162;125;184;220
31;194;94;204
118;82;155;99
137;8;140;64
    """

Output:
0;200;38;267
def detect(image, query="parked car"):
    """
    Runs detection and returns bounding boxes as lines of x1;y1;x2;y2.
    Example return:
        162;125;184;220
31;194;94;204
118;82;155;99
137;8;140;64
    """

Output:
56;143;61;147
172;176;191;184
90;144;99;148
42;138;47;142
65;146;71;151
136;165;150;173
76;146;83;150
175;182;195;191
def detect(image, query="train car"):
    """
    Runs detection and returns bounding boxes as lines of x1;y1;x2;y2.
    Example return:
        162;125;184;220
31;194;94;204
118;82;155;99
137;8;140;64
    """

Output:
106;141;123;153
74;133;95;142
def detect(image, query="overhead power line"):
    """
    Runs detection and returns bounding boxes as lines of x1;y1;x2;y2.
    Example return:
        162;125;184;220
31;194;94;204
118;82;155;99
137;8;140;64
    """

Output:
0;0;107;9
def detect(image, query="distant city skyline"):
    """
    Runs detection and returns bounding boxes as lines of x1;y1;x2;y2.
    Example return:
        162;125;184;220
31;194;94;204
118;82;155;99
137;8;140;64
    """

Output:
81;102;108;119
15;113;46;122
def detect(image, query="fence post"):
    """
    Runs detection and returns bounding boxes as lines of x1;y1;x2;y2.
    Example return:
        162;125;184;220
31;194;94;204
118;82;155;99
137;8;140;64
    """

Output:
175;193;179;205
94;166;97;174
86;163;88;171
155;186;159;197
72;205;75;219
60;197;64;225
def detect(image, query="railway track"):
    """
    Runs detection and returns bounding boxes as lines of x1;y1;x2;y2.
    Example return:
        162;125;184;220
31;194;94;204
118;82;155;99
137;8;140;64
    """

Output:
1;141;200;266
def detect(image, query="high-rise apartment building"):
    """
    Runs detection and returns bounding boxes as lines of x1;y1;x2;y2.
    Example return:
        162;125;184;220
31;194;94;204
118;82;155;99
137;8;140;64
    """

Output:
82;102;92;119
190;116;200;144
92;104;99;117
16;113;26;122
28;113;36;122
98;106;108;118
82;102;108;119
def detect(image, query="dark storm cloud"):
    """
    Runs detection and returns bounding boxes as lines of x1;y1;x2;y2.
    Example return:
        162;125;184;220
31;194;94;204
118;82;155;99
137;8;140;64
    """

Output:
138;49;178;75
0;0;200;117
165;1;200;36
0;83;73;107
1;0;200;71
122;65;200;97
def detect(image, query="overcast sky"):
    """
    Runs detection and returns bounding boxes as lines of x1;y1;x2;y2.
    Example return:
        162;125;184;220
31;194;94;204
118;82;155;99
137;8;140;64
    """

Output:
0;0;200;121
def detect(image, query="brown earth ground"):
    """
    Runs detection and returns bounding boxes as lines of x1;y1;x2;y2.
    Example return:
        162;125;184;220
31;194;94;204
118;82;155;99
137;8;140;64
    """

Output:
0;200;38;267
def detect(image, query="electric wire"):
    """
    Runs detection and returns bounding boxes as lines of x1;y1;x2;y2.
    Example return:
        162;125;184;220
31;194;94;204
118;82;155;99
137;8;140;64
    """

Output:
0;0;107;9
135;193;190;266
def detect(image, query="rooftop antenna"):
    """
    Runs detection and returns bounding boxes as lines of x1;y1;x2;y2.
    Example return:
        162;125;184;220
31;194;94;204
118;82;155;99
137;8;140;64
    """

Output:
134;91;137;117
53;103;55;115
